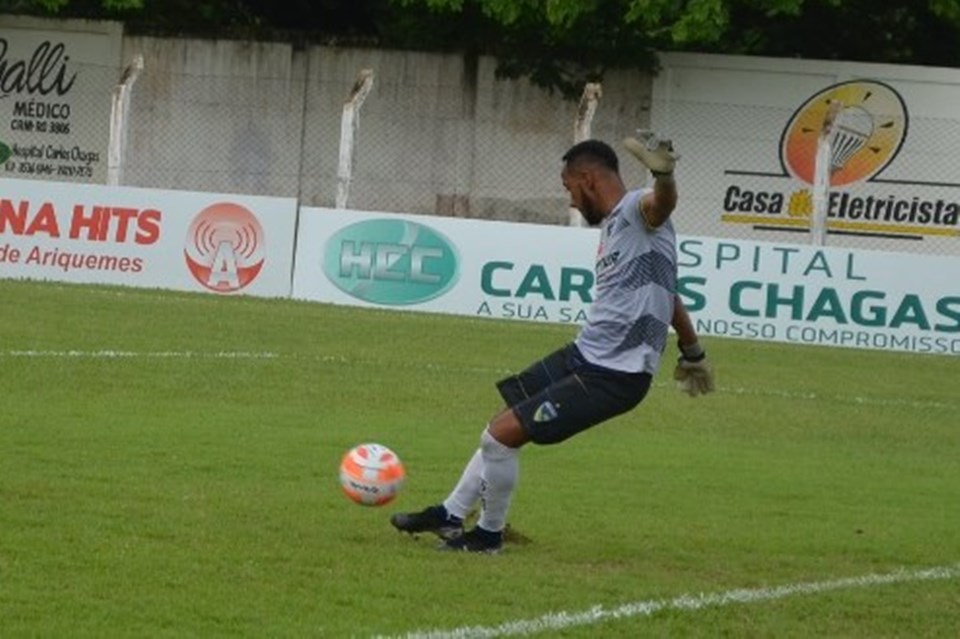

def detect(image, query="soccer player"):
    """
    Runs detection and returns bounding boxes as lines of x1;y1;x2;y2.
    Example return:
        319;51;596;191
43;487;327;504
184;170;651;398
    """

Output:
391;132;713;553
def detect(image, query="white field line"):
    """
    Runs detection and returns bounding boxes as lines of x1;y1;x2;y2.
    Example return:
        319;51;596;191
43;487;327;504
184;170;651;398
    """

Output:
380;563;960;639
2;350;279;359
1;349;955;411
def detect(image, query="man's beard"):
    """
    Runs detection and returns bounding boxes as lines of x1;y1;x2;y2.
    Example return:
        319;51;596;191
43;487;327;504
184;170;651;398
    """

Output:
580;205;604;226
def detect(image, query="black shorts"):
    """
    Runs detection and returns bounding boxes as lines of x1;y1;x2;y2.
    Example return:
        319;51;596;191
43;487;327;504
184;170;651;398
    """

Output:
495;343;652;445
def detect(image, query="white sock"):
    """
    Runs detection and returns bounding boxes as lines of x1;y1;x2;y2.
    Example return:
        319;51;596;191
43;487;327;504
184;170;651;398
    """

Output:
477;429;519;533
442;448;483;520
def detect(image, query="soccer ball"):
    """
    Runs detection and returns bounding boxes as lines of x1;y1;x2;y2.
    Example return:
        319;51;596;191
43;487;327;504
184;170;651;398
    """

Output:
339;443;406;506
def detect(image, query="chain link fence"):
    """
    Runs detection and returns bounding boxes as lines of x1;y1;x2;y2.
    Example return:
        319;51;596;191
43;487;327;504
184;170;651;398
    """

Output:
123;65;307;199
4;41;959;258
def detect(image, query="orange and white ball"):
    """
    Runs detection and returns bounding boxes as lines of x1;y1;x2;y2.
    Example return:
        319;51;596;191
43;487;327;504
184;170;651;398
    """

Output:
339;443;406;506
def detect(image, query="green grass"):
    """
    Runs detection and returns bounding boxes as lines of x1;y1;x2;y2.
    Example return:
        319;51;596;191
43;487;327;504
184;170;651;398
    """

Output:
1;278;958;638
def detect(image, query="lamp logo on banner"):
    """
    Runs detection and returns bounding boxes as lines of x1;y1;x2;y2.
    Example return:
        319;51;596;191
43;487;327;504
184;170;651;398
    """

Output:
722;79;960;241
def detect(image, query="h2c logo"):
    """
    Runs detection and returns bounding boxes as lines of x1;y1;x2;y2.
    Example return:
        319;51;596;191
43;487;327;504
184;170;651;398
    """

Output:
323;218;460;305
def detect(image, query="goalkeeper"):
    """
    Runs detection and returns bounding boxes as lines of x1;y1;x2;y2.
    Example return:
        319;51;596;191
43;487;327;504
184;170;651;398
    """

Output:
391;132;713;553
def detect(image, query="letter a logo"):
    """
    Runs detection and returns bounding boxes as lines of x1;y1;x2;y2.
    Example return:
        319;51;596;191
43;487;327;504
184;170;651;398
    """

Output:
208;241;241;289
184;202;265;293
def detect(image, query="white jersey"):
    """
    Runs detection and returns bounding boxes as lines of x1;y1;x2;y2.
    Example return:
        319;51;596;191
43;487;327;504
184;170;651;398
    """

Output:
574;188;677;374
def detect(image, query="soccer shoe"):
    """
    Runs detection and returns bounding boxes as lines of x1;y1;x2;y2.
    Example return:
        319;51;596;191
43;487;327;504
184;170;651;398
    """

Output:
438;526;503;554
390;505;463;540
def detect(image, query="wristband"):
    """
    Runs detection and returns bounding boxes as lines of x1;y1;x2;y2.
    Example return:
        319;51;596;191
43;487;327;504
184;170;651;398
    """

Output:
678;341;705;362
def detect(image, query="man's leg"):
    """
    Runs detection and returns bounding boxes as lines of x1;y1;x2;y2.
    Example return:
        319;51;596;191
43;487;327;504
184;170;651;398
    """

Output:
441;447;483;519
441;408;527;553
478;409;528;531
391;345;572;549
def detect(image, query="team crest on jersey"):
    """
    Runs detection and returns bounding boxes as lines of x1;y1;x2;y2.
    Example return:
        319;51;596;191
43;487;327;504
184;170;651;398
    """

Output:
533;401;560;422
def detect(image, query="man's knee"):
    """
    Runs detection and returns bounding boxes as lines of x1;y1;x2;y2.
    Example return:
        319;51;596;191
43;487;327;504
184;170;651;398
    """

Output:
486;409;529;449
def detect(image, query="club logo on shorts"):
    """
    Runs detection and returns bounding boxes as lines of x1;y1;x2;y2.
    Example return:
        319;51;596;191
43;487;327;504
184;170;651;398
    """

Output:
533;401;559;423
184;202;266;293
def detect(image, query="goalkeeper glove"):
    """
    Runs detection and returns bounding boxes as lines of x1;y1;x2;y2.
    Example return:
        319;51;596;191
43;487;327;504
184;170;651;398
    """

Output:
623;130;679;177
673;342;715;398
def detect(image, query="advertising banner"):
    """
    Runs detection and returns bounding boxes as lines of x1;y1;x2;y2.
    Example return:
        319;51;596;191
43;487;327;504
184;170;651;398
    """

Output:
0;16;123;184
653;53;960;256
293;207;960;356
679;237;960;356
293;207;598;324
0;177;297;297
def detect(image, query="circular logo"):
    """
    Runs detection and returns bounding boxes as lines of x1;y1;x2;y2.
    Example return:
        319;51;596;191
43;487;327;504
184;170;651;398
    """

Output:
184;202;266;293
781;80;907;187
323;218;460;305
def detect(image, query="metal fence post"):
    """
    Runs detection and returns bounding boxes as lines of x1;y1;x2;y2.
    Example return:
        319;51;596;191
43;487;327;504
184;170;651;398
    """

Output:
568;82;602;227
336;69;374;209
812;100;842;246
106;55;144;186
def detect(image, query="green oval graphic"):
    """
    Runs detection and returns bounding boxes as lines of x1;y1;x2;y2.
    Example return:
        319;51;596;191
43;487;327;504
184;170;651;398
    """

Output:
323;218;460;305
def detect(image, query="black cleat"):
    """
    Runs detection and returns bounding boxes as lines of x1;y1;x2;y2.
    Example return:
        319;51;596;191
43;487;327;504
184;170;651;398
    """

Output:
439;526;503;554
390;505;463;540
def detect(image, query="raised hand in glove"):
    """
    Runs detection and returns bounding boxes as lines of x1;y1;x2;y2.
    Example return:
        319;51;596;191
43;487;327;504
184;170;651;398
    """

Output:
623;129;680;177
673;343;715;397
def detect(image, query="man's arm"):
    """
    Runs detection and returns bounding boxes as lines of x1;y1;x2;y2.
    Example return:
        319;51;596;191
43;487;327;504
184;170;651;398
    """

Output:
672;297;715;397
624;130;679;228
640;174;677;228
672;297;699;348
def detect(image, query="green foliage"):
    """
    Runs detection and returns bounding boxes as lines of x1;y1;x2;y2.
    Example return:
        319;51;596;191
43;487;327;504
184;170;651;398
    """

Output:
102;0;140;8
0;0;141;12
1;278;959;636
5;0;960;96
0;0;65;11
930;0;960;23
388;0;960;95
671;0;728;43
545;0;597;28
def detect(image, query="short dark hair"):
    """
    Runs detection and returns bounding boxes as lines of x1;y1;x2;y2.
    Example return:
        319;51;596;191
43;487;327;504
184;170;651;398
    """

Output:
562;139;619;173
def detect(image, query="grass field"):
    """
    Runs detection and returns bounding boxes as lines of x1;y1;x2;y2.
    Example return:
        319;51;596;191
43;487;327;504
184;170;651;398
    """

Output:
1;278;958;638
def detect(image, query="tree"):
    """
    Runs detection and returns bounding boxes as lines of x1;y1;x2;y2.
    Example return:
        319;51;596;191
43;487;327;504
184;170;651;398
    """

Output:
5;0;960;97
388;0;960;96
0;0;142;12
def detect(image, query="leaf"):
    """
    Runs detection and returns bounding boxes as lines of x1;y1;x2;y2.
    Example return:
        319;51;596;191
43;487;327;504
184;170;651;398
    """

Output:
545;0;597;28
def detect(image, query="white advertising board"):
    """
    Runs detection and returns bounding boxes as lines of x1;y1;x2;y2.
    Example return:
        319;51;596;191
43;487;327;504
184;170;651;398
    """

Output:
0;16;123;184
679;237;960;356
293;207;597;324
293;207;960;356
653;53;960;256
0;177;297;297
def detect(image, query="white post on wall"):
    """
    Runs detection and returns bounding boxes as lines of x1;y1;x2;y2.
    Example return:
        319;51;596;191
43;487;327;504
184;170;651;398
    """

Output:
336;69;374;209
568;82;602;227
811;100;841;246
106;55;144;186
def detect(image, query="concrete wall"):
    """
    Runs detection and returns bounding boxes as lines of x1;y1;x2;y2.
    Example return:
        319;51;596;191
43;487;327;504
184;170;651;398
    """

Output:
117;36;653;225
121;36;308;200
